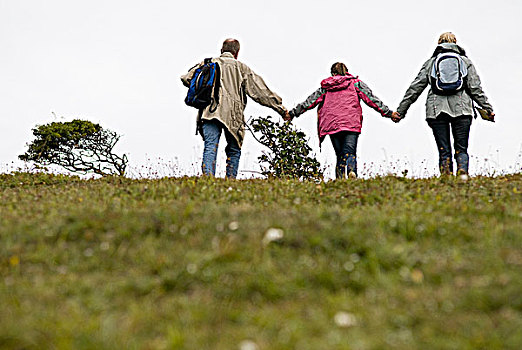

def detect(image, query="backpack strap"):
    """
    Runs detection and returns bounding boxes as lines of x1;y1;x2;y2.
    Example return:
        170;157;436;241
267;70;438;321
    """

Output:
209;62;221;113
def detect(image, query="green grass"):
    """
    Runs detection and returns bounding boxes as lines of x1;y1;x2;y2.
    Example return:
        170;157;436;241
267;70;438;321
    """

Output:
1;172;521;349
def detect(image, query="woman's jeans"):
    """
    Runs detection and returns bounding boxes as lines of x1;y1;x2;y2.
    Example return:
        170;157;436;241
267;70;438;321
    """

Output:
201;119;241;179
329;131;359;179
427;113;472;175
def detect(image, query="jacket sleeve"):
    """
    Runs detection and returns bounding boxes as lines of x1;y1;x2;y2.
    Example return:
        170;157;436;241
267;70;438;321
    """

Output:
243;65;286;116
465;59;494;113
354;79;393;117
289;87;326;118
397;59;431;117
180;62;202;87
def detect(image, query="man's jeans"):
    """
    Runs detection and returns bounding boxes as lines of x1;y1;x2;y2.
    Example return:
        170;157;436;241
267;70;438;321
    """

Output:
427;113;472;175
330;131;359;179
201;119;241;179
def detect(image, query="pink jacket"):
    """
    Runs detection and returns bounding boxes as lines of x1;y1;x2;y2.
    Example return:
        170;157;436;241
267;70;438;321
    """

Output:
290;74;392;143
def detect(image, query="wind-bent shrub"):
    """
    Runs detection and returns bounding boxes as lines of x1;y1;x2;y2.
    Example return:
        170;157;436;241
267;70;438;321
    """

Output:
19;119;128;176
249;116;323;180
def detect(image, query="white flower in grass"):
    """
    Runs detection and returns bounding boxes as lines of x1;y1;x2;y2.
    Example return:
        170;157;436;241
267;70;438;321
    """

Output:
349;253;360;263
239;340;259;350
343;261;355;272
262;228;284;245
228;221;239;231
186;264;197;274
334;311;357;328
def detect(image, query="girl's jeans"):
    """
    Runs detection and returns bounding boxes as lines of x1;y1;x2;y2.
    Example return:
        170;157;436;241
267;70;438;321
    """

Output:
329;131;359;179
201;119;241;179
427;113;472;175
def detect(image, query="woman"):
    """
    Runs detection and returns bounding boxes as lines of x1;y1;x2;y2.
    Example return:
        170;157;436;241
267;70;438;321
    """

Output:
287;62;398;179
396;32;495;176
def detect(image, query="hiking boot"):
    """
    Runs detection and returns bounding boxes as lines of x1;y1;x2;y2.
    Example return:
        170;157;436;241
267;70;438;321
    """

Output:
348;171;357;179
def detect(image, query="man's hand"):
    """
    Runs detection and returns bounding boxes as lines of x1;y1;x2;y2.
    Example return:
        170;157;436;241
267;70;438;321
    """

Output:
391;111;402;123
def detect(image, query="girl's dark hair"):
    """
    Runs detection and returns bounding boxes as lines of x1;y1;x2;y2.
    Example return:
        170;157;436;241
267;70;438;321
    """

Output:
331;62;348;76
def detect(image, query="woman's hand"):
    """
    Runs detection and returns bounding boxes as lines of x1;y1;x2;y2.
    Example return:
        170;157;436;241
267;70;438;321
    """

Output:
391;111;402;123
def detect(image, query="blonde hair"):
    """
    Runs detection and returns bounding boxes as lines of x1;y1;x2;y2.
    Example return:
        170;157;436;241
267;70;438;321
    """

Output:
438;32;457;44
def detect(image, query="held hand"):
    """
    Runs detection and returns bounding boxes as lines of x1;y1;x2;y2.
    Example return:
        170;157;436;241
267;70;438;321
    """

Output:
283;110;293;122
391;111;402;123
489;112;495;122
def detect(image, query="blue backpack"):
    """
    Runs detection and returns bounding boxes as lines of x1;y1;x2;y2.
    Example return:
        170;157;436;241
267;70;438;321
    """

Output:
430;52;468;95
185;58;221;112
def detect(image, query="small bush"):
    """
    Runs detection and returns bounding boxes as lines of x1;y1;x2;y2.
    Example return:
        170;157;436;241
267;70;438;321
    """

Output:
19;119;128;176
249;116;323;180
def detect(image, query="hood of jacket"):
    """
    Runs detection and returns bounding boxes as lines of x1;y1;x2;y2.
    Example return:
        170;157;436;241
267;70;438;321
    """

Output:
321;74;356;92
432;43;467;57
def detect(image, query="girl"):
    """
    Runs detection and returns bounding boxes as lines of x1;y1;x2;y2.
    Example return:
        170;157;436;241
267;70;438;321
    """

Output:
287;62;398;178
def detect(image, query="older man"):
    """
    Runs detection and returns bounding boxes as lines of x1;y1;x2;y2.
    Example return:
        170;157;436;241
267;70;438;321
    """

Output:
181;39;288;179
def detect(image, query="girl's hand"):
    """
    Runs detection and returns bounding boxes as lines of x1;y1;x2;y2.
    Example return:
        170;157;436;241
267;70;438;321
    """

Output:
391;111;402;123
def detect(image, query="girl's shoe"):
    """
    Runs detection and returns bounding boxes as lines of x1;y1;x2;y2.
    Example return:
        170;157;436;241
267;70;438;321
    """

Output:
457;169;469;181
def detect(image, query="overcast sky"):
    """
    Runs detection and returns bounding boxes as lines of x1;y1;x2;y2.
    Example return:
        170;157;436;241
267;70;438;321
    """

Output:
1;0;521;178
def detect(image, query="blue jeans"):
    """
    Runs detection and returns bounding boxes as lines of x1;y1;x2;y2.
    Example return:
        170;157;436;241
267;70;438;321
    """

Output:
201;119;241;179
427;113;472;175
329;131;359;179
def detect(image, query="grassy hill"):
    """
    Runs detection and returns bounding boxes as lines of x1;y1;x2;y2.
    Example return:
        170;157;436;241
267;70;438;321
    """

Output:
1;172;521;349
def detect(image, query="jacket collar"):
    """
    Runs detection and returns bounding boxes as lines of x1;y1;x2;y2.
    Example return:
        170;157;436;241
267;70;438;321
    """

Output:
432;43;467;57
220;52;235;59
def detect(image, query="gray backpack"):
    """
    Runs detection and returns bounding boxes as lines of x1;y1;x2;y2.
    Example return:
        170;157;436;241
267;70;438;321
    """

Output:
430;52;468;95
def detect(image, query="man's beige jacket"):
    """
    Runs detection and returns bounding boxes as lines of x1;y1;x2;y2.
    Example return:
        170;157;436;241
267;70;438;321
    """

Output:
181;52;286;146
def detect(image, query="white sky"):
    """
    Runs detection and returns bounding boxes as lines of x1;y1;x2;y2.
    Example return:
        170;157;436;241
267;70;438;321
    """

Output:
1;0;521;178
